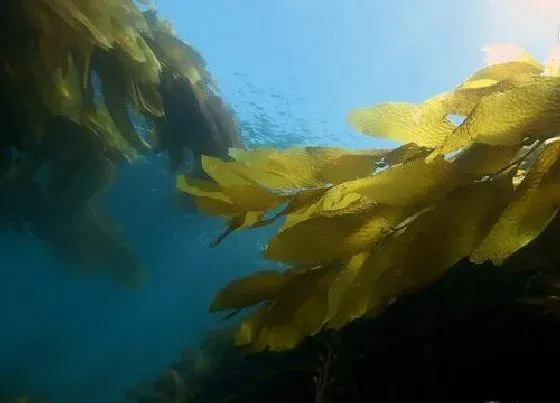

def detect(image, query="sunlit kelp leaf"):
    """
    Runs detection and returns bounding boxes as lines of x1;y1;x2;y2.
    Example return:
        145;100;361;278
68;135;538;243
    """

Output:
482;43;543;70
182;43;560;353
236;264;337;351
224;146;387;189
210;270;286;312
327;155;456;207
177;174;287;245
544;45;560;77
176;175;233;207
431;76;560;157
451;143;522;177
210;212;266;247
265;203;405;264
472;140;560;264
459;62;542;90
381;142;431;166
461;43;544;89
323;251;370;327
322;175;514;332
347;101;454;147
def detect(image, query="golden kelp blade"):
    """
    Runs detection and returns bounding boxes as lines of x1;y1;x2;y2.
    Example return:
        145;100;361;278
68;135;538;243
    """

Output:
235;265;337;351
195;43;560;352
482;44;543;70
462;43;544;88
324;155;456;207
544;45;560;77
347;101;454;147
210;212;264;247
210;270;285;312
460;62;542;89
207;147;384;190
321;176;514;331
176;174;286;245
265;203;406;264
472;140;560;264
431;77;560;157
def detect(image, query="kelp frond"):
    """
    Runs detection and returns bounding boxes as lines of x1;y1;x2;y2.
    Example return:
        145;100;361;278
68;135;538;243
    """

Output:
0;0;242;283
177;44;560;351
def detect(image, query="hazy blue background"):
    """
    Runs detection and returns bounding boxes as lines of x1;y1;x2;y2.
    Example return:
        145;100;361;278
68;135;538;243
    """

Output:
0;1;557;402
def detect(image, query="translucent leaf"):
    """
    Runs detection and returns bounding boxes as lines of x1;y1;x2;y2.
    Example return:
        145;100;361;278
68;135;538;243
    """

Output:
482;44;543;70
461;61;542;89
235;266;337;351
210;212;265;247
223;146;386;189
347;101;454;147
329;155;456;207
265;203;406;264
210;270;285;312
382;143;430;166
472;140;560;264
544;44;560;77
432;77;560;157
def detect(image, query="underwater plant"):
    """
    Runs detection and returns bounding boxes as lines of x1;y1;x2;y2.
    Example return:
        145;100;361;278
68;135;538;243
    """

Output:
177;44;560;351
0;0;242;284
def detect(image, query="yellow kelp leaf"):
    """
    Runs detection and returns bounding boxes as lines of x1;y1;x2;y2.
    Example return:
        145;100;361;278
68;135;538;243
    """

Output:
472;140;560;264
330;155;456;207
356;175;514;317
324;251;370;327
544;45;560;77
221;184;286;212
265;203;406;264
432;76;560;157
461;61;542;89
451;143;522;177
210;270;285;312
42;55;83;121
225;146;385;189
382;143;430;166
201;156;255;188
347;101;454;147
236;265;337;351
236;304;268;346
255;187;330;228
177;175;286;242
33;0;113;49
176;175;238;215
482;44;543;70
210;212;265;247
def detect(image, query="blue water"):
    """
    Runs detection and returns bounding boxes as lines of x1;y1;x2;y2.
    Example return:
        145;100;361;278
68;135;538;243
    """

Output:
0;0;556;402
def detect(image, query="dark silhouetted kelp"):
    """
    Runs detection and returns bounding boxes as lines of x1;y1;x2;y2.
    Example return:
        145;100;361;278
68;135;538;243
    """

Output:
126;255;560;403
0;0;243;285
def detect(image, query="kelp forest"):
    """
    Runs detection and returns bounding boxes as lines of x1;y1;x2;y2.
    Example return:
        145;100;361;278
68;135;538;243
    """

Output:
2;1;560;402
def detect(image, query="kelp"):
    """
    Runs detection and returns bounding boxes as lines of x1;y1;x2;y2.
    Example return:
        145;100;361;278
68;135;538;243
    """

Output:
128;260;560;403
0;0;242;283
177;44;560;351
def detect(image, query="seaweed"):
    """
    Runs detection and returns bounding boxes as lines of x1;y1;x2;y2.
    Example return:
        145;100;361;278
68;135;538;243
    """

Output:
127;259;560;403
0;0;242;282
177;44;560;351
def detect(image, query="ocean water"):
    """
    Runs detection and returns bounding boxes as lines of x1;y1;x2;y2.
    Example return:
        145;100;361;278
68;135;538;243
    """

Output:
0;1;558;402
